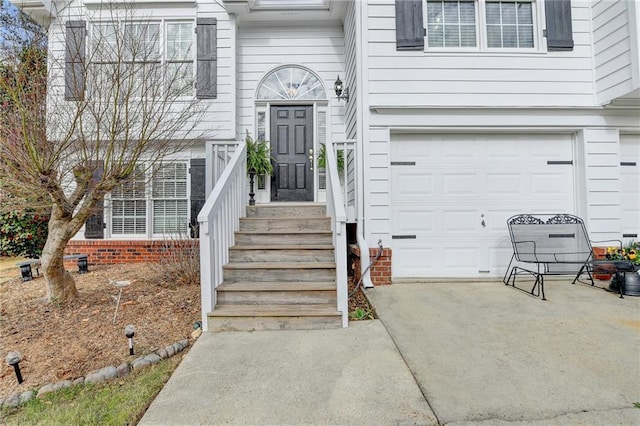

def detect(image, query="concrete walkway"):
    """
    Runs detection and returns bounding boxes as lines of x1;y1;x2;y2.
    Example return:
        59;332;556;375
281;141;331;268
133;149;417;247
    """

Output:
140;279;640;425
139;320;437;425
367;280;640;425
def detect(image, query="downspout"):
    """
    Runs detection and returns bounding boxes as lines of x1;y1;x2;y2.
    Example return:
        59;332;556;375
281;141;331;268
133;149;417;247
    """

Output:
355;0;374;289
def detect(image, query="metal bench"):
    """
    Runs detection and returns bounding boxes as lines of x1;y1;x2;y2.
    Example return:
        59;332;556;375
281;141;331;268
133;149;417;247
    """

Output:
16;254;89;282
503;214;620;300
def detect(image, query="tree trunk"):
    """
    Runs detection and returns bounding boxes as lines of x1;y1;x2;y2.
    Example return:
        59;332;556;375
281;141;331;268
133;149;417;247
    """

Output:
41;206;78;302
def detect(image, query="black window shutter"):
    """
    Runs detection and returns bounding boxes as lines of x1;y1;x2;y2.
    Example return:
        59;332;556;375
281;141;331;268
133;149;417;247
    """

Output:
190;158;206;238
65;20;86;101
545;0;574;51
395;0;424;50
85;161;105;239
196;18;217;99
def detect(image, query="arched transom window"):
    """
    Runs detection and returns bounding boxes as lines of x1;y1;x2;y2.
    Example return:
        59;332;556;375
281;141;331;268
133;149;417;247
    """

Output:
256;66;326;100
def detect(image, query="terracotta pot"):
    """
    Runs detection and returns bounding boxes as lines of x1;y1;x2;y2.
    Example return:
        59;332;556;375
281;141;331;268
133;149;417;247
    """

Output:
592;247;612;280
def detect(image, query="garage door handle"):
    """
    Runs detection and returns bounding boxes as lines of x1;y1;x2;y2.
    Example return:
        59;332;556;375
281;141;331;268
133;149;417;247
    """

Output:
481;219;486;228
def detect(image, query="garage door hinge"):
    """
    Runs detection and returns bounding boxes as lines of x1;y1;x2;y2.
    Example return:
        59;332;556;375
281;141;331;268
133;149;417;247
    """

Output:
623;233;638;238
547;160;573;165
620;162;637;166
390;161;416;166
392;235;416;239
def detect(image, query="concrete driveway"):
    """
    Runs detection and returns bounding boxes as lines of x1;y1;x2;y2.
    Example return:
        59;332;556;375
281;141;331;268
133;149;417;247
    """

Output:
367;279;640;425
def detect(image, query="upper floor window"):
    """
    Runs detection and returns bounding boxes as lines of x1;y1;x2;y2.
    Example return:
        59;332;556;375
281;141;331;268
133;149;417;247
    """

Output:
91;20;194;96
425;0;536;50
486;1;534;48
427;1;476;48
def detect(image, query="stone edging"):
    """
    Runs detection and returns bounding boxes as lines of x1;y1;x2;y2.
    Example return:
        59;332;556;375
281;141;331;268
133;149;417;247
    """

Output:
0;338;190;409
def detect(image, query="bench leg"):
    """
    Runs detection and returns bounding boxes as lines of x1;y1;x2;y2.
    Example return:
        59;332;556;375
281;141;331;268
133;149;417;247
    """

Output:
20;265;33;282
77;256;88;274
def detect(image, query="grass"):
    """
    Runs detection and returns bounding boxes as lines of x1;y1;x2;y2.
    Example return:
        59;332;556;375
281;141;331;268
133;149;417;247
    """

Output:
0;356;181;425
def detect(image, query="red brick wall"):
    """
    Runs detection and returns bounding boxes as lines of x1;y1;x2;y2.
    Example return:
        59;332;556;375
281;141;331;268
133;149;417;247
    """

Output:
64;240;199;266
350;245;392;286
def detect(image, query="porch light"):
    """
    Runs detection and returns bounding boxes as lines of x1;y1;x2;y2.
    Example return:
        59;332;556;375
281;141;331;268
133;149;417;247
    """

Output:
334;75;349;102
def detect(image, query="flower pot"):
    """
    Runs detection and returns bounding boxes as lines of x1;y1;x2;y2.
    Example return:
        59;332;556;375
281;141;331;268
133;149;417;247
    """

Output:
608;272;640;296
592;247;612;280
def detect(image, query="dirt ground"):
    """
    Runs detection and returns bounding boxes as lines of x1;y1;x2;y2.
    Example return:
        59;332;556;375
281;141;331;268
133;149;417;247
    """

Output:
0;259;374;399
0;261;200;399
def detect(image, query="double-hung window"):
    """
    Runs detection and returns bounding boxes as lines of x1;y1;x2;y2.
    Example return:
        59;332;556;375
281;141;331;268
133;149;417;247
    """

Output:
152;163;188;234
110;162;189;237
425;0;536;50
111;165;147;235
91;20;194;96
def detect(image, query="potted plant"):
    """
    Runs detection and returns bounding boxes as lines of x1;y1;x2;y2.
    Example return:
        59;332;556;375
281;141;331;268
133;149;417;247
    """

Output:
245;130;273;205
603;241;640;296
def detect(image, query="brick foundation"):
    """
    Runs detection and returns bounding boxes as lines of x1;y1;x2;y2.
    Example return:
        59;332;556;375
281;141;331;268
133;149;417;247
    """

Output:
349;245;392;286
64;240;199;266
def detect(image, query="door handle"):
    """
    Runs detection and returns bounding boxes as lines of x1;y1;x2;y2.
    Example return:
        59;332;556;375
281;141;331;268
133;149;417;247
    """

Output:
309;154;314;171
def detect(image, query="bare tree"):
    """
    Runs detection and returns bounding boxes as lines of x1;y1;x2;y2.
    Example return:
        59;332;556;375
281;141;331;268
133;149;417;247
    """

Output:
0;4;206;302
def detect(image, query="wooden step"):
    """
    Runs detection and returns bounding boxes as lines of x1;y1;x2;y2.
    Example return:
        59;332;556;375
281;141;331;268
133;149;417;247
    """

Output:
229;248;335;262
217;281;337;305
239;217;331;232
246;204;327;218
224;262;335;269
234;231;333;245
207;304;341;332
222;262;336;282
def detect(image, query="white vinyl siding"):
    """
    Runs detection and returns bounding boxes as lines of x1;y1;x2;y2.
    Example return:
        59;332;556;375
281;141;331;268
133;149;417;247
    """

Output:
236;24;345;143
581;128;622;241
367;0;595;107
592;0;639;104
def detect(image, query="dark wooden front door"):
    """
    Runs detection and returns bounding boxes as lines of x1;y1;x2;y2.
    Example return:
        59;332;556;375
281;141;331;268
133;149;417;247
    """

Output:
270;105;314;201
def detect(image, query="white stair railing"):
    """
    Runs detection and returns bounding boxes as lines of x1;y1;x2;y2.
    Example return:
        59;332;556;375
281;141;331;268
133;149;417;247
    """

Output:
333;140;357;222
326;141;349;327
198;143;247;331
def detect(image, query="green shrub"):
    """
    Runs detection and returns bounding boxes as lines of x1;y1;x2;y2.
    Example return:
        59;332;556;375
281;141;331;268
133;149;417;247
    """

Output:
0;210;49;258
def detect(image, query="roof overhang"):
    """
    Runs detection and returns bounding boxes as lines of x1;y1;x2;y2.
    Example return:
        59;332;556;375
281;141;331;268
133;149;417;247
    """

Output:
223;0;346;23
9;0;56;26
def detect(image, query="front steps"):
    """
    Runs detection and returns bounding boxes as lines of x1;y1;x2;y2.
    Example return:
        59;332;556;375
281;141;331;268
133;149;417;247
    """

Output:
207;204;341;332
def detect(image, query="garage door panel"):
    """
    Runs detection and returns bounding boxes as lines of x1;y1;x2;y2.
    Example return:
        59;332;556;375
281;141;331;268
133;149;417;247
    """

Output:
530;172;573;195
489;245;517;273
392;243;481;277
391;207;434;234
443;210;480;233
442;173;479;195
443;140;479;158
528;135;573;158
487;140;519;159
391;170;433;201
487;173;522;195
390;133;575;278
392;245;437;276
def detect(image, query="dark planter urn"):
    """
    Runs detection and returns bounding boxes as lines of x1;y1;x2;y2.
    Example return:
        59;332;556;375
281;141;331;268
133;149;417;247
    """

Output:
609;271;640;296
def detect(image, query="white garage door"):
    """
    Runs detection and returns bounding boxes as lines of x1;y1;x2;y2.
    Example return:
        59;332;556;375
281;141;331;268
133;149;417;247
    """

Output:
620;134;640;240
390;133;576;278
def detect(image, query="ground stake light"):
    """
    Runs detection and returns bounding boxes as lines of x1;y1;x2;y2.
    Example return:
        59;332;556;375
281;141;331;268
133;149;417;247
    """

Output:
6;351;23;384
125;324;136;355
